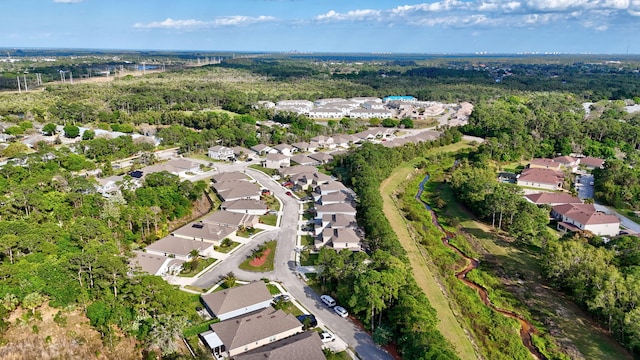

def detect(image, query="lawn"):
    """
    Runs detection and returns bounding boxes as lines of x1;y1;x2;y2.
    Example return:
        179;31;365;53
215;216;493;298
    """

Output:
262;194;280;211
301;235;315;247
266;283;281;295
300;252;319;266
259;214;277;226
379;160;478;360
178;257;217;277
325;351;352;360
275;301;304;317
249;164;278;176
183;319;220;338
214;240;240;253
236;227;264;238
238;240;277;272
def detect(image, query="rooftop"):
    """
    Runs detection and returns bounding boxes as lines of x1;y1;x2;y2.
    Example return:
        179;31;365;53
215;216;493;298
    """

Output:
201;281;273;318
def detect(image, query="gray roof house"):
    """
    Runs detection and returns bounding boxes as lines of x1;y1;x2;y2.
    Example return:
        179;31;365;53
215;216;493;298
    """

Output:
212;171;251;183
212;181;262;201
172;221;235;246
290;154;318;166
220;199;268;215
145;235;215;260
208;145;235;161
315;203;357;220
201;281;274;321
263;153;290;169
200;210;259;228
130;250;184;276
200;308;303;358
233;331;325;360
308;152;334;164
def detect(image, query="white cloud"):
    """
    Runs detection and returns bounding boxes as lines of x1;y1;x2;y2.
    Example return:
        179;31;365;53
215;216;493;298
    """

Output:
53;0;83;3
134;16;276;30
312;0;640;30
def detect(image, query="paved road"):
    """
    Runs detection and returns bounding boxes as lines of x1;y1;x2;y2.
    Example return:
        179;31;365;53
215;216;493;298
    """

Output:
190;160;392;360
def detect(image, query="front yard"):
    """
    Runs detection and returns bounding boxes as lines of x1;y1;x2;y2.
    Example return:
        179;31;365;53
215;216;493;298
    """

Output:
259;214;278;226
178;257;217;277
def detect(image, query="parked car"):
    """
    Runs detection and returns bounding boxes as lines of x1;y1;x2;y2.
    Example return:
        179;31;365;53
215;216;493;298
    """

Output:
589;181;595;186
285;191;293;196
274;294;291;302
319;331;335;343
320;294;336;307
296;314;317;329
246;158;253;162
333;306;348;318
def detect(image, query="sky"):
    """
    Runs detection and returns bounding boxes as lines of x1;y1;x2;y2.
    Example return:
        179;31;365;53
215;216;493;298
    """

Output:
1;0;640;54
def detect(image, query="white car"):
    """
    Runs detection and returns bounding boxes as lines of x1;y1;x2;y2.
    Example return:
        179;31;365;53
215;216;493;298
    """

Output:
319;331;335;343
333;306;348;318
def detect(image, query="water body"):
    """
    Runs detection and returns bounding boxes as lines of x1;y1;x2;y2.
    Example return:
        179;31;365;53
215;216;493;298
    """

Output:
416;174;547;360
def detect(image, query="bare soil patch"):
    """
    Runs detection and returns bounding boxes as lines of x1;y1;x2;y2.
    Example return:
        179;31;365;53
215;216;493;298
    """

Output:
249;248;271;267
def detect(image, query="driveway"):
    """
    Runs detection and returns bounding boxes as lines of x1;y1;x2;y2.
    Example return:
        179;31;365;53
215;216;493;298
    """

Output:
189;160;392;360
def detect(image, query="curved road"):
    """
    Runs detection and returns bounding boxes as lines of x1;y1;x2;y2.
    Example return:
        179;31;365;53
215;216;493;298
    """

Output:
191;161;392;360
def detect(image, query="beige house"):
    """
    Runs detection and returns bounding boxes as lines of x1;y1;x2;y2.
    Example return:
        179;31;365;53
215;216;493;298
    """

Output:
233;331;325;360
263;153;290;169
517;168;564;191
201;281;273;320
552;203;620;237
212;181;262;201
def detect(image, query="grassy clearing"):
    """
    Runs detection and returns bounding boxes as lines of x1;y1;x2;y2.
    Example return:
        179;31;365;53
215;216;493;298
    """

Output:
429;169;631;360
266;283;281;295
380;161;477;360
249;164;278;176
238;240;277;272
262;194;280;211
259;214;277;226
178;257;217;277
183;319;220;338
236;227;264;238
275;301;304;317
214;240;240;253
183;285;207;293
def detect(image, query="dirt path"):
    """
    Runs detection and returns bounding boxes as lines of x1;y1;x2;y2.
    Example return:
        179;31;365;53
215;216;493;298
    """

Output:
380;165;477;360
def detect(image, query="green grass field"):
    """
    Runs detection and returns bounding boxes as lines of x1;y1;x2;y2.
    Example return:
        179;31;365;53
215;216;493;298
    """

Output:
380;160;478;360
259;214;277;226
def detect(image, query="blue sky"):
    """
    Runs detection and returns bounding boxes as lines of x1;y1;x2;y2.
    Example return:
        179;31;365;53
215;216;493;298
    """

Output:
1;0;640;54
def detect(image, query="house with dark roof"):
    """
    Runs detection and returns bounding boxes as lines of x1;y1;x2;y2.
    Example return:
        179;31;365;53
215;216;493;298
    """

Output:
232;331;325;360
517;168;564;191
552;203;620;236
200;281;274;320
200;308;303;358
524;192;583;206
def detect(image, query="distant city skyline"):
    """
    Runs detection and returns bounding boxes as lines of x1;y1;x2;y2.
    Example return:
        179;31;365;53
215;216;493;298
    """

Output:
1;0;640;54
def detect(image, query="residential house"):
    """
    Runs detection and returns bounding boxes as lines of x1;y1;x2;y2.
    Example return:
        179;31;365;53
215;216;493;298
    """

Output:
208;146;235;161
142;159;201;178
220;199;268;215
290;154;318;166
200;281;274;320
528;158;562;171
317;228;361;251
251;144;276;156
95;175;124;197
273;143;295;156
314;203;357;220
200;210;259;229
290;171;332;191
145;235;215;260
553;155;580;171
200;308;303;358
315;213;358;236
213;171;251;183
362;101;386;110
331;135;355;149
130;250;184;276
314;181;349;200
552;203;620;236
524;193;583;206
579;156;605;170
308;107;344;119
212;181;262;201
291;142;318;153
230;146;257;160
517;168;564;191
310;136;335;149
263;153;290;169
319;191;351;205
233;331;325;360
308;152;334;164
349;108;393;119
279;165;318;178
172;221;235;246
